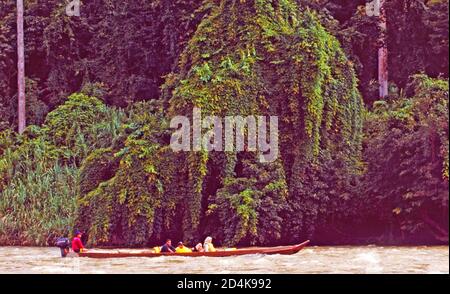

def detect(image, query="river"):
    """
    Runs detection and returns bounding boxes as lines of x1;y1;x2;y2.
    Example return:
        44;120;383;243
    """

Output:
0;246;448;274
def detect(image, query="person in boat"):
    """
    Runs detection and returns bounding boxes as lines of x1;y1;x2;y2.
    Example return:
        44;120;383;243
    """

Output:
160;239;176;253
72;230;85;253
203;236;217;252
56;237;71;257
193;243;204;252
175;242;192;253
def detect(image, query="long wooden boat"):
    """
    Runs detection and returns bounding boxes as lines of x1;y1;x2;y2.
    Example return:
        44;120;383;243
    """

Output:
78;240;310;259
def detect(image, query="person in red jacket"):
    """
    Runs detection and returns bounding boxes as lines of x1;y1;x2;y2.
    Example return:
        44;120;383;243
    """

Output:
72;230;85;253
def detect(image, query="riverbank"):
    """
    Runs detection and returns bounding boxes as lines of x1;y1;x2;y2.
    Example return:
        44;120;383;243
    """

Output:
0;239;448;248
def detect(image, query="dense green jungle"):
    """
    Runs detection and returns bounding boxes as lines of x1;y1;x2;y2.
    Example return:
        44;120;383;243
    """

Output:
0;0;448;247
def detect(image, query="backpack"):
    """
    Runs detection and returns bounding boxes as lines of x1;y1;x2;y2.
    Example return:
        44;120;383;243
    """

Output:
55;237;70;249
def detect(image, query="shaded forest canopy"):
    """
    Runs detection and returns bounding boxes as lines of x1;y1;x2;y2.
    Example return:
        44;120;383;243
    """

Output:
0;0;448;246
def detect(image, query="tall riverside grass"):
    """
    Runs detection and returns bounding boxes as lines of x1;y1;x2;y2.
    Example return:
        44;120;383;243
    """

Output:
0;94;126;246
0;160;79;246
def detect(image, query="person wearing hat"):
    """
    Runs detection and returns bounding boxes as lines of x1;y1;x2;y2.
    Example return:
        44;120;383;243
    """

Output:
175;241;192;253
72;230;85;253
203;236;216;252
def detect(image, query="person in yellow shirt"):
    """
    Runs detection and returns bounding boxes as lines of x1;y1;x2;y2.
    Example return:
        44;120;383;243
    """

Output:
175;242;192;253
203;236;217;252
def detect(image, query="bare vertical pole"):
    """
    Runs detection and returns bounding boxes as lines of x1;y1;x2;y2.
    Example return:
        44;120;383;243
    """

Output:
17;0;26;133
378;0;388;99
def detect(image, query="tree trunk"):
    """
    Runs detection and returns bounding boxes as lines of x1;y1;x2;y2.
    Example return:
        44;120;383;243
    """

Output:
17;0;26;133
378;0;388;99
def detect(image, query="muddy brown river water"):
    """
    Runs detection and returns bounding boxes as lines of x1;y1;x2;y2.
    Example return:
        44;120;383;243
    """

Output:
0;246;448;274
